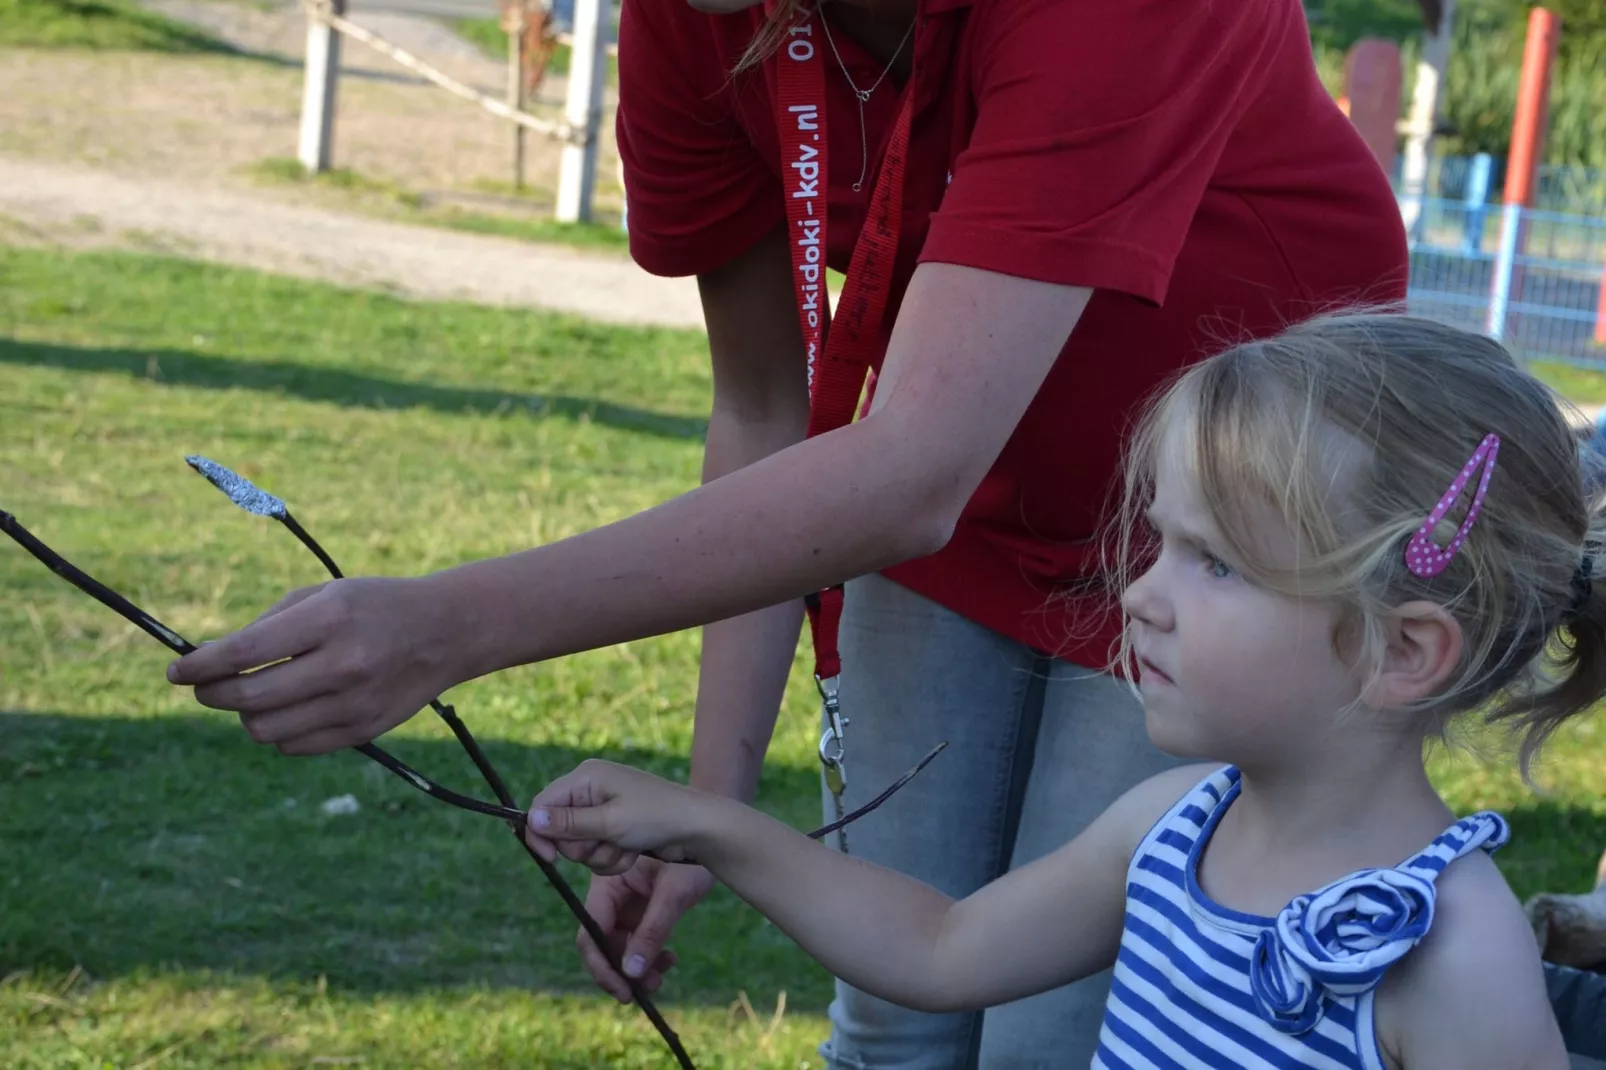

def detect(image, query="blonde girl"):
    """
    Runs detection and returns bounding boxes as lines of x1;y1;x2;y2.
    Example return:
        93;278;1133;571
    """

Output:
525;312;1593;1069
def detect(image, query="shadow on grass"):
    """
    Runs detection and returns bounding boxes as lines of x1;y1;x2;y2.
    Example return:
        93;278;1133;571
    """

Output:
0;338;708;441
0;710;827;1010
4;0;460;89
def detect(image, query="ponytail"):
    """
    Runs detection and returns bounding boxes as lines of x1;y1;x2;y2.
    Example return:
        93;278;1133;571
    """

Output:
1489;520;1606;778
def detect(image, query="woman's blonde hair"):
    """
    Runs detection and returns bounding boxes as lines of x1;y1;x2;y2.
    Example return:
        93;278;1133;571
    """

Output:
1111;310;1606;772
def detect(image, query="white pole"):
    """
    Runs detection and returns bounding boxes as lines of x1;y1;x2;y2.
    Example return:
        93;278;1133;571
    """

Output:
297;0;344;174
556;0;608;223
1398;0;1455;241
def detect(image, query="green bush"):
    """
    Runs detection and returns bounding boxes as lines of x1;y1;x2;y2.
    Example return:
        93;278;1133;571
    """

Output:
1307;0;1606;169
1435;8;1605;169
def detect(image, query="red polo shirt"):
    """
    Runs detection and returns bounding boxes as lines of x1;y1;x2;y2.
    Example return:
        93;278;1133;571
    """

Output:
617;0;1408;667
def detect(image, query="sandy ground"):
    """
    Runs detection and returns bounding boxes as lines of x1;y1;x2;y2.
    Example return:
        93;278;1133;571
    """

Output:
0;1;701;326
0;154;701;326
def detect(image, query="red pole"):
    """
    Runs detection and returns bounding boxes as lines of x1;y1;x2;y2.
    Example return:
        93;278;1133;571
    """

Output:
1489;8;1560;339
1503;7;1560;209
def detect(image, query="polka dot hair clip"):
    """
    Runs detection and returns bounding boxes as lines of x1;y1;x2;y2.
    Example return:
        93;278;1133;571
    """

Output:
1404;433;1500;579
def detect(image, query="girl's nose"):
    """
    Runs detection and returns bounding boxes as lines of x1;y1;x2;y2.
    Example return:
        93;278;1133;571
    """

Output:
1121;561;1172;632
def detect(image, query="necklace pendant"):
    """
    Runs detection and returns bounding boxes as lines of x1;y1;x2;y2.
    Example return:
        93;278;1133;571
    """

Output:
855;89;872;103
852;181;864;193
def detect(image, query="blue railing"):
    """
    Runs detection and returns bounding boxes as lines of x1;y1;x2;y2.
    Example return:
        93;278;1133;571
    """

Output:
1398;156;1606;367
1397;154;1606;216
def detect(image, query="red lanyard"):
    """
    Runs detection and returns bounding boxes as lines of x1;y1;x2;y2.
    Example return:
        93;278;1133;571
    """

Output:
775;12;914;690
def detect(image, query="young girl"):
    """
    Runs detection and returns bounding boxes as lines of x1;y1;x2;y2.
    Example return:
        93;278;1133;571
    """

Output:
523;312;1589;1069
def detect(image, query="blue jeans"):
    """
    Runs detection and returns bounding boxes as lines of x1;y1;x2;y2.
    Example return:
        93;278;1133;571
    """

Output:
1549;963;1606;1067
817;574;1178;1070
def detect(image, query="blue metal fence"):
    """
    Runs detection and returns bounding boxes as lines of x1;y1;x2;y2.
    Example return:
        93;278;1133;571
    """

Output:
1400;156;1606;367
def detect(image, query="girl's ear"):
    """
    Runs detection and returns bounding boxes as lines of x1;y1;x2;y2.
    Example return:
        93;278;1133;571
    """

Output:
1361;602;1463;710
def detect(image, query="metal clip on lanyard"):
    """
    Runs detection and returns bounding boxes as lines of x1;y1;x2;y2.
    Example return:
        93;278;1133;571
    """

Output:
817;672;849;850
776;11;917;855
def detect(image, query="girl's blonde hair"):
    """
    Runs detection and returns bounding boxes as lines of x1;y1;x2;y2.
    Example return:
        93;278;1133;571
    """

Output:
734;0;809;73
1112;311;1606;772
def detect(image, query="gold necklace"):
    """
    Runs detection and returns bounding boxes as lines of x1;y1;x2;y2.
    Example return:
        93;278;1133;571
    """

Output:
818;8;916;192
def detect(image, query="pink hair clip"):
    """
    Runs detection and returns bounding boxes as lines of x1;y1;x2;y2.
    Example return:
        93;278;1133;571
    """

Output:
1404;433;1500;578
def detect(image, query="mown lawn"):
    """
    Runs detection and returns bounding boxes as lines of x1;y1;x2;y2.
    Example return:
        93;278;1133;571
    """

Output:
0;0;230;51
0;245;832;1068
3;244;1605;1068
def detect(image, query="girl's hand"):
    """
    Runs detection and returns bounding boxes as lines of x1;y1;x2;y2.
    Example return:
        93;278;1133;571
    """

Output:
525;760;717;874
165;575;461;755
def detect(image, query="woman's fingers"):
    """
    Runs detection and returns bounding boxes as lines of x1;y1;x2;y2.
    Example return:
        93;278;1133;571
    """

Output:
169;591;330;686
267;723;371;758
192;646;348;716
577;927;634;1003
249;584;329;627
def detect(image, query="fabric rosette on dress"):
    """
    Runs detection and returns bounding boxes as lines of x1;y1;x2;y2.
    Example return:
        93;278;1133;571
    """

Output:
1247;812;1511;1034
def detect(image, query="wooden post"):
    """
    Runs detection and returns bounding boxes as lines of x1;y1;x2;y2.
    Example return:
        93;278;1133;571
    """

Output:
556;0;607;223
297;0;345;174
507;1;528;191
1398;0;1455;241
1341;40;1403;177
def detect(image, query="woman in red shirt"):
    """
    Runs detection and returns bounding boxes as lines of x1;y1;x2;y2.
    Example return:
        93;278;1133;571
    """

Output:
169;0;1409;1063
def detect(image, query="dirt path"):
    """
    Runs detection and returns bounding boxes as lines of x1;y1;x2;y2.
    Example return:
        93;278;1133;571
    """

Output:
0;2;701;327
0;154;702;327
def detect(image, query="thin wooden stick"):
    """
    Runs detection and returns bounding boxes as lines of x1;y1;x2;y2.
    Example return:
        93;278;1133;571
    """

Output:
310;1;573;142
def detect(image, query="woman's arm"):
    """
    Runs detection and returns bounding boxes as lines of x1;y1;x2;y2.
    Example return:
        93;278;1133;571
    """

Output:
685;226;811;803
570;227;812;1002
527;759;1194;1013
446;264;1091;675
169;267;1091;752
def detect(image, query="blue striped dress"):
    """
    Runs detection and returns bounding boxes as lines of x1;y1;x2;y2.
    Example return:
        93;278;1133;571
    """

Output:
1091;766;1511;1069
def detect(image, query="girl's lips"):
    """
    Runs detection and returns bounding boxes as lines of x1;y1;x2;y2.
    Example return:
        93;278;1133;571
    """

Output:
1139;658;1173;686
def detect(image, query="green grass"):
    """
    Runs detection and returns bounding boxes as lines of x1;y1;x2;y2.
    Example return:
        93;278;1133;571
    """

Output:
248;157;427;209
0;243;829;1067
2;243;1606;1066
450;16;619;85
437;206;629;252
1533;361;1606;406
249;157;630;253
0;0;231;51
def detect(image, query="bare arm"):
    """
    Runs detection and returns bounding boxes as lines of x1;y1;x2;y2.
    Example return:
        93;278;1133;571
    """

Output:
169;262;1092;748
1376;855;1570;1070
445;266;1093;680
563;229;814;1005
528;762;1205;1013
686;228;810;801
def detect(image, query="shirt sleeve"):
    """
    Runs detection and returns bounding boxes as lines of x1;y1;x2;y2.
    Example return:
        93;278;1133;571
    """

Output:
919;0;1287;305
615;0;782;278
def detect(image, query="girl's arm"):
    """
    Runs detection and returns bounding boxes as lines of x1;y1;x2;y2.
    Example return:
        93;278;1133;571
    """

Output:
1376;856;1570;1070
526;760;1206;1012
166;266;1091;756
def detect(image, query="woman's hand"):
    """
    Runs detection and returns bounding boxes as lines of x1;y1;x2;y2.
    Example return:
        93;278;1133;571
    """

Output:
165;575;462;755
577;860;716;998
525;759;721;873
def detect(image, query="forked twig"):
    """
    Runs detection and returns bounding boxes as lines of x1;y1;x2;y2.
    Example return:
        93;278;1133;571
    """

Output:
1;456;950;1069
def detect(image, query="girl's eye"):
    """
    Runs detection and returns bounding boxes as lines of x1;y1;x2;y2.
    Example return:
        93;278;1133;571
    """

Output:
1203;553;1234;580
